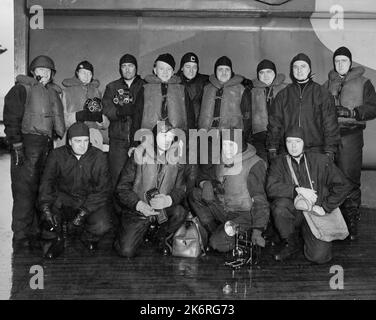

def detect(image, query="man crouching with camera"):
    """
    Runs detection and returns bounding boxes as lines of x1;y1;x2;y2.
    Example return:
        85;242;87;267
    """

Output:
113;121;187;257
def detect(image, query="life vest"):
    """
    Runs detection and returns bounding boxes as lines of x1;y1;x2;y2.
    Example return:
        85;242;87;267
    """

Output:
17;75;65;138
141;74;187;130
199;74;245;130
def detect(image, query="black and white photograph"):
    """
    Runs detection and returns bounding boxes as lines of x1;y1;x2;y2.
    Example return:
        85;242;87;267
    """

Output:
1;0;376;307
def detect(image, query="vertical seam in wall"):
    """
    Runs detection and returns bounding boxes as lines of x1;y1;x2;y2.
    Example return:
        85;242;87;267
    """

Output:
137;16;142;60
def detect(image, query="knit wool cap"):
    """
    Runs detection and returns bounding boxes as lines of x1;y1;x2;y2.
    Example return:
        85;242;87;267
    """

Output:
333;46;352;67
155;53;176;70
257;59;276;75
75;60;94;75
119;54;138;70
67;122;90;139
214;56;233;73
291;53;311;69
285;126;304;141
180;52;199;69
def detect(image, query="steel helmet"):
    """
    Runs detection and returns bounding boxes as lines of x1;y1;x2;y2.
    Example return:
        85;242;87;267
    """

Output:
29;55;56;73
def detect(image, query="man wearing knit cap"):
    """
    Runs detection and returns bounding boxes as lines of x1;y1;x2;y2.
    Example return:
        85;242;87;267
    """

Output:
136;53;194;131
102;53;145;188
199;56;253;143
3;55;65;251
266;126;351;263
38;122;112;259
266;53;339;161
323;46;376;240
251;59;287;161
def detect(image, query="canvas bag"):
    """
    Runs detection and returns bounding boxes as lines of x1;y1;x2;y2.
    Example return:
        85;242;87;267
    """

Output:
286;155;349;242
172;213;208;258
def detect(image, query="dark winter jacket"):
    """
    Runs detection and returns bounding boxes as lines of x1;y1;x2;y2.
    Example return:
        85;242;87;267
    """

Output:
102;75;145;145
266;80;340;154
177;71;209;128
39;145;112;213
3;75;65;145
116;141;186;211
197;144;269;230
251;74;287;134
199;74;252;142
323;66;376;132
266;152;351;213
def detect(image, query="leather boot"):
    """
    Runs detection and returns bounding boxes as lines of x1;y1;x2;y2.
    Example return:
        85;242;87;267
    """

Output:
344;209;360;241
45;236;65;259
81;238;99;252
274;232;300;261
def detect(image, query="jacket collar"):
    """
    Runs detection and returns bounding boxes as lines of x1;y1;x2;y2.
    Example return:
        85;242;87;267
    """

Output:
144;74;181;85
328;66;365;82
62;76;100;88
252;73;285;88
208;74;244;89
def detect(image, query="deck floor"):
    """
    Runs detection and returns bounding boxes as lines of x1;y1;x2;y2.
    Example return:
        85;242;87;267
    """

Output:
0;152;375;300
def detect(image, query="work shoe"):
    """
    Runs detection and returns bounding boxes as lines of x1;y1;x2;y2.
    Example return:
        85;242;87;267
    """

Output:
44;237;65;259
274;233;300;261
81;239;98;252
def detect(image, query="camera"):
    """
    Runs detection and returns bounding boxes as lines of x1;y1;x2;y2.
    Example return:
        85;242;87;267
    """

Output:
145;188;168;224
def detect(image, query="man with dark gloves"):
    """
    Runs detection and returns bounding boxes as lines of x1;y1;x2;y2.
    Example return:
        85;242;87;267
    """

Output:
114;122;187;258
267;53;340;161
38;122;112;259
266;127;351;264
323;46;376;240
3;55;65;251
251;59;287;161
188;129;269;252
102;54;145;187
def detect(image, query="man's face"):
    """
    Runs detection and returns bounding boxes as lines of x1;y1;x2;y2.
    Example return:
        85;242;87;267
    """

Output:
33;67;51;85
121;63;136;80
292;61;310;81
156;130;175;151
216;65;232;83
69;136;89;155
334;55;351;76
222;140;239;161
154;61;173;82
77;69;93;85
182;62;198;80
286;137;304;157
258;69;276;86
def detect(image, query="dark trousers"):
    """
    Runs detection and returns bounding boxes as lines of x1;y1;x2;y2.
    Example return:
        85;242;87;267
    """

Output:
41;193;112;242
114;205;187;258
271;198;332;264
252;131;268;162
336;129;363;221
108;139;129;188
188;188;253;253
11;134;52;241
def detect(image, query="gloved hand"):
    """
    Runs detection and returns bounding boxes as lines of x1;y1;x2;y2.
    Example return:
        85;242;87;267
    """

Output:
72;207;91;227
150;194;172;210
325;151;335;162
251;229;266;248
12;143;25;167
76;109;103;122
296;187;317;205
336;106;356;118
201;181;215;202
312;205;326;216
136;201;159;217
267;149;277;163
41;204;59;232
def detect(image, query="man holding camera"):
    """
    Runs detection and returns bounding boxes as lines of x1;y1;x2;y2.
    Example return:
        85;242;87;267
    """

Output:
114;122;187;257
266;126;351;264
38;122;112;259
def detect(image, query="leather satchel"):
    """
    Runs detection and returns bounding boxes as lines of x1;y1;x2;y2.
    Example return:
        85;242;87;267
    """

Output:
172;214;208;258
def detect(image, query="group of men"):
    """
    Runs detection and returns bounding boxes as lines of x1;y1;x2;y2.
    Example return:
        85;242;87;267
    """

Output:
3;46;376;264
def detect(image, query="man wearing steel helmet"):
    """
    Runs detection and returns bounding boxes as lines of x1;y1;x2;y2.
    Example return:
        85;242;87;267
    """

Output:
3;55;65;251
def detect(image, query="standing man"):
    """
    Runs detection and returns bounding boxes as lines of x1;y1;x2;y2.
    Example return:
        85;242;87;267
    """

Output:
251;59;287;161
199;56;252;142
323;46;376;240
3;55;65;250
102;54;144;187
137;53;194;132
39;122;112;259
267;53;340;161
267;127;351;263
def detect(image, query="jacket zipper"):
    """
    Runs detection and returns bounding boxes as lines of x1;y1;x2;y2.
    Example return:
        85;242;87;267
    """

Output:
298;82;308;128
